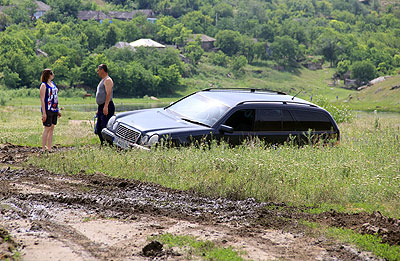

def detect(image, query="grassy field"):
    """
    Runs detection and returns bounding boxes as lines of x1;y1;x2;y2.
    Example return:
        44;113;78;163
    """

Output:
4;103;395;219
345;75;400;112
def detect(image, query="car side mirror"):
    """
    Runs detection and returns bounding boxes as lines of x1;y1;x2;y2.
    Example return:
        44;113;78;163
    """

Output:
219;124;234;133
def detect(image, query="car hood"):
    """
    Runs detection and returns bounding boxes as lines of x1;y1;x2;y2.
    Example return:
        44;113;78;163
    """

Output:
116;108;210;134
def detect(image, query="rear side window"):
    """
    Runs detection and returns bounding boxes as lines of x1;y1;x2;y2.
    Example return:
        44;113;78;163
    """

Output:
291;110;334;131
255;109;281;131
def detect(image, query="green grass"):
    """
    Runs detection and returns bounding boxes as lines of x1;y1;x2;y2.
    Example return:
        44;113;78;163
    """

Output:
0;87;175;107
345;75;400;113
301;220;400;261
0;105;97;146
327;227;400;260
150;233;244;260
24;112;400;219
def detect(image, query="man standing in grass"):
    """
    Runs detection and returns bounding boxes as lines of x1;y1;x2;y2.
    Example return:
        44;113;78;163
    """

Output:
95;64;115;145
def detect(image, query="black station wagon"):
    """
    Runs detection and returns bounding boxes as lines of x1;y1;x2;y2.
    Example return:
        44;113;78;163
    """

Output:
101;89;340;149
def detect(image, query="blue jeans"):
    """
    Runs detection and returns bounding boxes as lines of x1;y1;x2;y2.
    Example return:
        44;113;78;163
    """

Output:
96;101;115;144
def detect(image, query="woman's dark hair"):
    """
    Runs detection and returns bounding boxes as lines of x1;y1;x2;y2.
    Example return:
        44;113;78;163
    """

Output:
41;69;53;83
99;64;108;73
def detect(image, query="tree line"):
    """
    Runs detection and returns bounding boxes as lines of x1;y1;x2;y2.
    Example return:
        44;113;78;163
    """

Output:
0;0;400;96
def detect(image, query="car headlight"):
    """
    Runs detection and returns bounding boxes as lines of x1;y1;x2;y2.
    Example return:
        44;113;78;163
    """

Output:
140;134;159;146
148;134;159;146
107;116;117;130
140;135;149;145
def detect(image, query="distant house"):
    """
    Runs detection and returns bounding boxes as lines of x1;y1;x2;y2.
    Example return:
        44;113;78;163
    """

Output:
0;2;50;20
114;41;136;51
77;11;111;21
187;34;216;51
78;9;156;22
33;1;51;20
109;11;134;21
129;39;165;48
132;9;156;18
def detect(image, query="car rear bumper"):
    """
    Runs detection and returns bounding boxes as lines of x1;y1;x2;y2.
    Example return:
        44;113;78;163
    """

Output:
101;128;150;150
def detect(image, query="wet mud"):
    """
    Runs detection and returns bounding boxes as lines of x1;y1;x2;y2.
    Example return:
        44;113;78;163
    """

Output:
0;143;398;260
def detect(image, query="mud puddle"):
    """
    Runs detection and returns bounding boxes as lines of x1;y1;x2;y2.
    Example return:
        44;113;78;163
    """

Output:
1;143;398;260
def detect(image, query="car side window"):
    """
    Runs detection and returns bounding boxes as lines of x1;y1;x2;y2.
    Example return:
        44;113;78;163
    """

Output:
282;110;296;131
224;109;255;131
255;109;281;131
291;110;334;131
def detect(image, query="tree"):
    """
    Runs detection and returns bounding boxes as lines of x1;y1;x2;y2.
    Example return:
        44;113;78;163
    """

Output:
0;33;38;88
184;37;204;65
230;55;248;75
215;30;242;56
121;21;141;43
82;22;103;51
269;36;299;69
181;11;213;34
137;0;157;9
104;24;119;48
3;3;30;25
44;0;81;22
1;67;21;89
80;54;108;90
240;36;256;63
350;61;376;84
336;60;351;79
317;30;341;67
171;23;191;46
209;51;229;66
157;64;182;96
0;12;9;30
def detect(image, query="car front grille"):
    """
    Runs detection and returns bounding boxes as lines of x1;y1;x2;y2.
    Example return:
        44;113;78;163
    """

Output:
116;124;141;143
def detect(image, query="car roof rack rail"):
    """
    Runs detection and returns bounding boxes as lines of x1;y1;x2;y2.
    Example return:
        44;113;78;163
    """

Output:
203;87;287;95
239;100;318;107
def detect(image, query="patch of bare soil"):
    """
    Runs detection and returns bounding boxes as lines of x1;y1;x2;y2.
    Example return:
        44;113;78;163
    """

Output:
0;143;397;260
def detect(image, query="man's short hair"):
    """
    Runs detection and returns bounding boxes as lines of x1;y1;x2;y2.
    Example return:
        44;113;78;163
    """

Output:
99;64;108;73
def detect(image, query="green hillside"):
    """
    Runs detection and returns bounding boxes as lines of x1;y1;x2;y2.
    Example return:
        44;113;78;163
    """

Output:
182;58;354;101
347;74;400;112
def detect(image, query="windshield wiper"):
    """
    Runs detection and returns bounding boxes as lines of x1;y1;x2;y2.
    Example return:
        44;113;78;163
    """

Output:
181;117;210;127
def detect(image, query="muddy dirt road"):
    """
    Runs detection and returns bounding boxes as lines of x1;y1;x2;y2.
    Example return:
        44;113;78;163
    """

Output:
0;144;398;260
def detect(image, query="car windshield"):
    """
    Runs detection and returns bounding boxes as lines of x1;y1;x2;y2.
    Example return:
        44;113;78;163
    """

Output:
166;93;231;126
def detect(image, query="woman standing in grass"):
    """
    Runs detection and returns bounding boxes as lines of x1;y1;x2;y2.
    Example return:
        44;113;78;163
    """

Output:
39;69;61;153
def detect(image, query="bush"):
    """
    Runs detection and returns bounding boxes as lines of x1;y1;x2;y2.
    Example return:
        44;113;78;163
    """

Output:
351;61;376;84
230;55;248;73
209;51;229;67
314;97;353;123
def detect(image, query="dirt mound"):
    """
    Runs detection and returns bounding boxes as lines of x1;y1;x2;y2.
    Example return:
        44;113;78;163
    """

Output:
316;211;400;246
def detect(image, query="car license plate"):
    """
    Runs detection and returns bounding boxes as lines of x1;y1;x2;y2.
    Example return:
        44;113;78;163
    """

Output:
114;137;130;149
